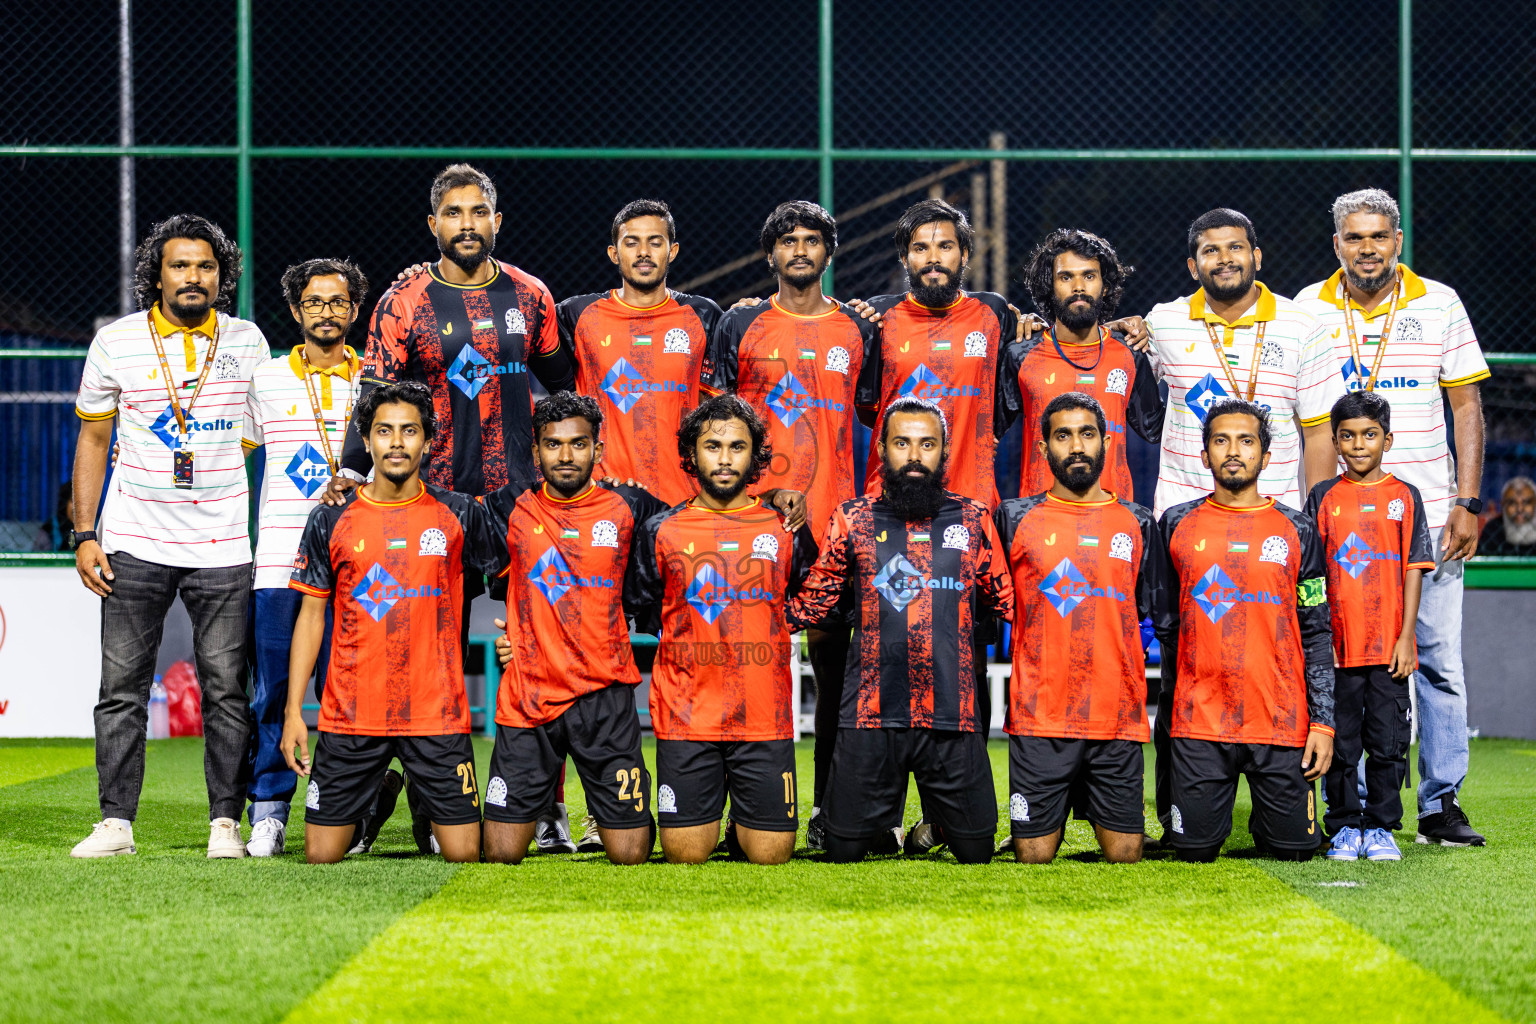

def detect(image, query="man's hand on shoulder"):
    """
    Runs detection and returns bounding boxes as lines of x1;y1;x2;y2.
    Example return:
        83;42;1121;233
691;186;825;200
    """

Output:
762;488;808;533
1108;316;1152;352
321;474;359;507
394;262;431;284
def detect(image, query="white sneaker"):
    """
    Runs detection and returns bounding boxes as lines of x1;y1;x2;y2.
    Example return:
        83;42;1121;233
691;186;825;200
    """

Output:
429;833;441;855
246;818;286;857
70;818;136;858
208;817;248;859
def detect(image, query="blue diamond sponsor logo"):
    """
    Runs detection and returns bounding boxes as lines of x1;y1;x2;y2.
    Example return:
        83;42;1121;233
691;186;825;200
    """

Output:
1335;532;1373;579
601;357;647;414
872;553;925;612
530;547;574;604
1191;564;1239;623
766;371;810;427
446;346;525;398
1184;373;1229;425
148;405;236;448
352;563;402;622
685;565;733;624
896;362;981;401
1039;557;1089;617
1340;357;1419;392
285;443;331;498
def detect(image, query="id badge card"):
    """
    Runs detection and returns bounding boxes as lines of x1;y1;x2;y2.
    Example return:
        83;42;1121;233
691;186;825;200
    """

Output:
173;447;195;489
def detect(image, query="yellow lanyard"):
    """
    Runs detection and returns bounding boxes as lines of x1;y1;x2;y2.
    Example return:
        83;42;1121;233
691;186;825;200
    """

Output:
146;310;219;442
1340;269;1403;392
1202;317;1265;402
299;352;352;474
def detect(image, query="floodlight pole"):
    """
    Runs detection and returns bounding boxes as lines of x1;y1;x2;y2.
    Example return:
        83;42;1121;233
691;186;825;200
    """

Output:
1399;0;1413;265
236;0;254;320
819;0;835;295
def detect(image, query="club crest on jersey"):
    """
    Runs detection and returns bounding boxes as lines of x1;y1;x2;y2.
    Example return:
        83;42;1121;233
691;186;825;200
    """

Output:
352;563;443;622
212;351;242;381
306;780;319;811
1109;532;1134;562
591;520;620;548
1184;374;1229;424
1191;564;1282;624
600;357;686;414
418;528;447;557
485;776;508;808
752;532;780;561
942;524;969;550
1105;368;1129;397
825;345;851;375
1010;793;1030;822
504;307;527;336
1260;339;1285;369
284;442;332;497
662;328;692;354
1260;535;1289;564
898;362;981;400
1387;498;1405;521
963;331;988;358
657;785;677;814
149;405;236;449
529;547;615;605
1334;532;1400;580
447;345;526;399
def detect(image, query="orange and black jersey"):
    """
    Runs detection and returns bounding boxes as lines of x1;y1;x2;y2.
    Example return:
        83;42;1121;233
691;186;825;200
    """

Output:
560;289;722;506
1306;475;1434;668
994;493;1163;742
1155;497;1334;747
289;484;507;736
341;261;575;497
702;297;879;545
859;291;1017;508
481;480;668;730
624;498;818;742
786;492;1014;733
996;328;1164;500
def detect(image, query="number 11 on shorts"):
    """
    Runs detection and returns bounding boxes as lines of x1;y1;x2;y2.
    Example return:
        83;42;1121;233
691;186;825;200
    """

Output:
782;771;795;817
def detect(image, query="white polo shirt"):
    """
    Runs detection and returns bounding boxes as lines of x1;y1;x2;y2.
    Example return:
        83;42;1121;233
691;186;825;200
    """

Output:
1293;266;1490;532
75;306;268;568
243;345;362;589
1145;282;1345;516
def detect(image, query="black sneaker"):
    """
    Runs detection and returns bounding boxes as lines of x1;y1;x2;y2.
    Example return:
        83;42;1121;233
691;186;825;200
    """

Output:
806;809;827;852
404;772;434;855
902;819;946;856
719;819;747;860
356;769;404;853
1416;800;1486;847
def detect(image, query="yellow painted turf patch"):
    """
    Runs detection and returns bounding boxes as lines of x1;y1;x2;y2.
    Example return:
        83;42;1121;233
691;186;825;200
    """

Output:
284;860;1506;1024
0;745;94;788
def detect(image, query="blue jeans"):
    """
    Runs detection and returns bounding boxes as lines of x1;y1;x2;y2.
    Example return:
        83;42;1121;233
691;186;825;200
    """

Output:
247;587;331;825
1413;559;1466;817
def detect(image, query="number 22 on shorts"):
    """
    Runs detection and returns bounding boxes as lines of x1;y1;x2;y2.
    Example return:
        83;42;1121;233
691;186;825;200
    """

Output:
615;767;644;811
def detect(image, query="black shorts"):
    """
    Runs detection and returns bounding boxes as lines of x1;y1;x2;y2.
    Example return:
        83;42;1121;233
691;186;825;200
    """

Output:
654;738;798;832
824;727;997;841
484;684;651;831
1008;736;1144;839
306;732;480;827
1168;737;1318;852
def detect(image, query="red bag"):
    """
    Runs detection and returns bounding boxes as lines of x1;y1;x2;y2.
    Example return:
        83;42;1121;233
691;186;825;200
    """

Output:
162;660;204;737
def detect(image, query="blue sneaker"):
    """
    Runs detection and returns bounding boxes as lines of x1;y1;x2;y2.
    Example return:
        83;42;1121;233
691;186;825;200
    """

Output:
1326;827;1363;860
1363;828;1402;861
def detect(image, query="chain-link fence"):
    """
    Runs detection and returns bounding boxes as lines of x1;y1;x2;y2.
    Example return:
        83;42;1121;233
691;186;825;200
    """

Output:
3;0;1533;560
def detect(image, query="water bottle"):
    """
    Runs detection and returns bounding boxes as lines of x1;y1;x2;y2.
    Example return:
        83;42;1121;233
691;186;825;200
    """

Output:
148;677;170;739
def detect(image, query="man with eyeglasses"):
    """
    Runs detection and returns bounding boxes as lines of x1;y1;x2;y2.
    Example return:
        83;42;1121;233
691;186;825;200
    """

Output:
239;259;369;856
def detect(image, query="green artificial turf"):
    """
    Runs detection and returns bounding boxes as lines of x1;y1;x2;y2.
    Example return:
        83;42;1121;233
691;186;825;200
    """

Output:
0;735;1529;1024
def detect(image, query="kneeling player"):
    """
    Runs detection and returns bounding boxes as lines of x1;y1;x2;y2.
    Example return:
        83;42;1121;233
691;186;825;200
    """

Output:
1154;399;1335;862
625;395;818;865
788;398;1014;864
994;393;1162;863
281;382;507;864
481;392;667;865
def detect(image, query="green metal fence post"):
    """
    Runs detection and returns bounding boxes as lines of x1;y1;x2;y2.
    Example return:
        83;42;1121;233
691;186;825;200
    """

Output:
236;0;254;320
1400;0;1413;266
819;0;835;295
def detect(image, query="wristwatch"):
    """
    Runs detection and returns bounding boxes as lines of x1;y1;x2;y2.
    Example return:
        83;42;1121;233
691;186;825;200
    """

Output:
70;530;97;546
1454;497;1484;515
